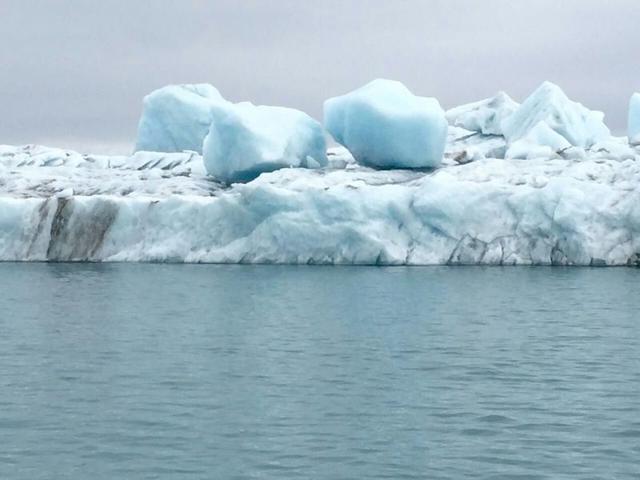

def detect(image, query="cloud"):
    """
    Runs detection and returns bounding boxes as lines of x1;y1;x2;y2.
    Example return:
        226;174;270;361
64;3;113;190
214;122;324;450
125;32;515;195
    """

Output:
1;0;638;152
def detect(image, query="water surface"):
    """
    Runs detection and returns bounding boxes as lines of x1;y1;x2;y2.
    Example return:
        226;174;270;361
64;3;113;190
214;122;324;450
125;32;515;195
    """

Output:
1;264;639;479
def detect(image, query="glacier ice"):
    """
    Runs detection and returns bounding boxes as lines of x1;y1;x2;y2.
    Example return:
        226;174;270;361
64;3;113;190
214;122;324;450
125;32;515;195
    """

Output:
501;82;610;149
630;93;640;145
445;92;519;136
588;138;637;161
3;79;640;265
505;121;571;160
445;127;508;164
134;84;227;154
203;102;327;184
1;138;640;265
324;79;448;169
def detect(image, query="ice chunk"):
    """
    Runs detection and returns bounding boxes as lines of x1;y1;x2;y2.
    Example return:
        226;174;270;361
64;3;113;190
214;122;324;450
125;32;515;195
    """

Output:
629;93;640;145
203;102;327;183
324;79;447;169
505;121;571;160
135;84;227;154
501;82;610;148
446;92;519;136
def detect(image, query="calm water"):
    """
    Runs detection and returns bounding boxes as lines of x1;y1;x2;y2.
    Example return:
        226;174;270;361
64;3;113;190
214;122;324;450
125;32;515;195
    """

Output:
1;264;639;479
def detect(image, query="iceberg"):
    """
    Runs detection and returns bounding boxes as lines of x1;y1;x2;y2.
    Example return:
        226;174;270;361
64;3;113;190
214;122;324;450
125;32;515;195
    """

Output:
203;102;327;184
501;82;610;148
134;84;227;154
1;140;639;265
324;79;448;169
629;93;640;145
3;79;638;265
445;92;519;136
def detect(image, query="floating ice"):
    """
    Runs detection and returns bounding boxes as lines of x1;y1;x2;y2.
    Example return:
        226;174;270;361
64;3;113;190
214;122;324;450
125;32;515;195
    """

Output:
501;82;610;148
324;79;448;169
446;92;519;136
2;80;638;264
134;84;227;154
629;93;640;145
202;102;327;183
1;142;639;265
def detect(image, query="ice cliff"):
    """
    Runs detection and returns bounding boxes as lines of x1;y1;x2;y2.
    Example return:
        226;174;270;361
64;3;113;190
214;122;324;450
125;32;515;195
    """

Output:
1;135;639;265
2;80;640;265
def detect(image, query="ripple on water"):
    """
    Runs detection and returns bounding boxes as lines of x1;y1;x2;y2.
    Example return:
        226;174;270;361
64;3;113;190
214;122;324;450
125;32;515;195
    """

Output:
0;264;639;480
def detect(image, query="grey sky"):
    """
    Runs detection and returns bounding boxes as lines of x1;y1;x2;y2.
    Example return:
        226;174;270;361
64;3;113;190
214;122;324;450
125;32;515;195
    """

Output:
1;0;639;153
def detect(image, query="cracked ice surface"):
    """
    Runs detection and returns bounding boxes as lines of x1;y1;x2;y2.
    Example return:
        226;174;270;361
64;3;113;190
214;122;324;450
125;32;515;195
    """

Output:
1;140;640;265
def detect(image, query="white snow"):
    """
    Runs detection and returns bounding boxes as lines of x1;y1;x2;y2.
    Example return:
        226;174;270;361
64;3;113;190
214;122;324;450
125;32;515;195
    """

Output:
629;93;640;145
446;92;518;136
324;79;448;169
501;82;610;149
134;84;227;154
202;102;327;184
1;139;640;265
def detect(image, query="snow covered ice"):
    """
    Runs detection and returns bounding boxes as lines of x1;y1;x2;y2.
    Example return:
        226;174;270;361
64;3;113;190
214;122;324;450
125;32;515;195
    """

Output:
501;82;610;149
445;92;518;136
324;79;448;169
446;82;615;162
135;84;227;154
203;102;327;183
505;121;572;160
629;93;640;146
2;135;640;265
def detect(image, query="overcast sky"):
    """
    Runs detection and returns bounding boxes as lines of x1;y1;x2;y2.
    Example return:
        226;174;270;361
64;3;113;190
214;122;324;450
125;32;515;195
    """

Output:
1;0;639;153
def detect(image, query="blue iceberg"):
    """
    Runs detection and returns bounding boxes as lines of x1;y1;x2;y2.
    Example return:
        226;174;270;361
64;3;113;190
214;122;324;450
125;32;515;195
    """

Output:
134;84;227;154
324;79;448;169
202;102;327;184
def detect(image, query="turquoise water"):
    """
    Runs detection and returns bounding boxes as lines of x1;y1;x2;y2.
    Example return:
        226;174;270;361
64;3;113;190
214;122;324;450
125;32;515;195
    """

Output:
1;264;639;479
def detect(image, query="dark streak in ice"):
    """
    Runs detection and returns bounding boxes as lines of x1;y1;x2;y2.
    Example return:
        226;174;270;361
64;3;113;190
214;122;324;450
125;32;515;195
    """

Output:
46;198;118;261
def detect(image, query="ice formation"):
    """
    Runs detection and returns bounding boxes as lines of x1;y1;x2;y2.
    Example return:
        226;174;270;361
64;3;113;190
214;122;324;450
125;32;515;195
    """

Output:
1;135;640;265
445;92;519;136
505;122;572;160
324;79;448;169
3;79;640;265
501;82;610;149
445;83;616;161
202;102;327;183
629;93;640;145
134;84;227;154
